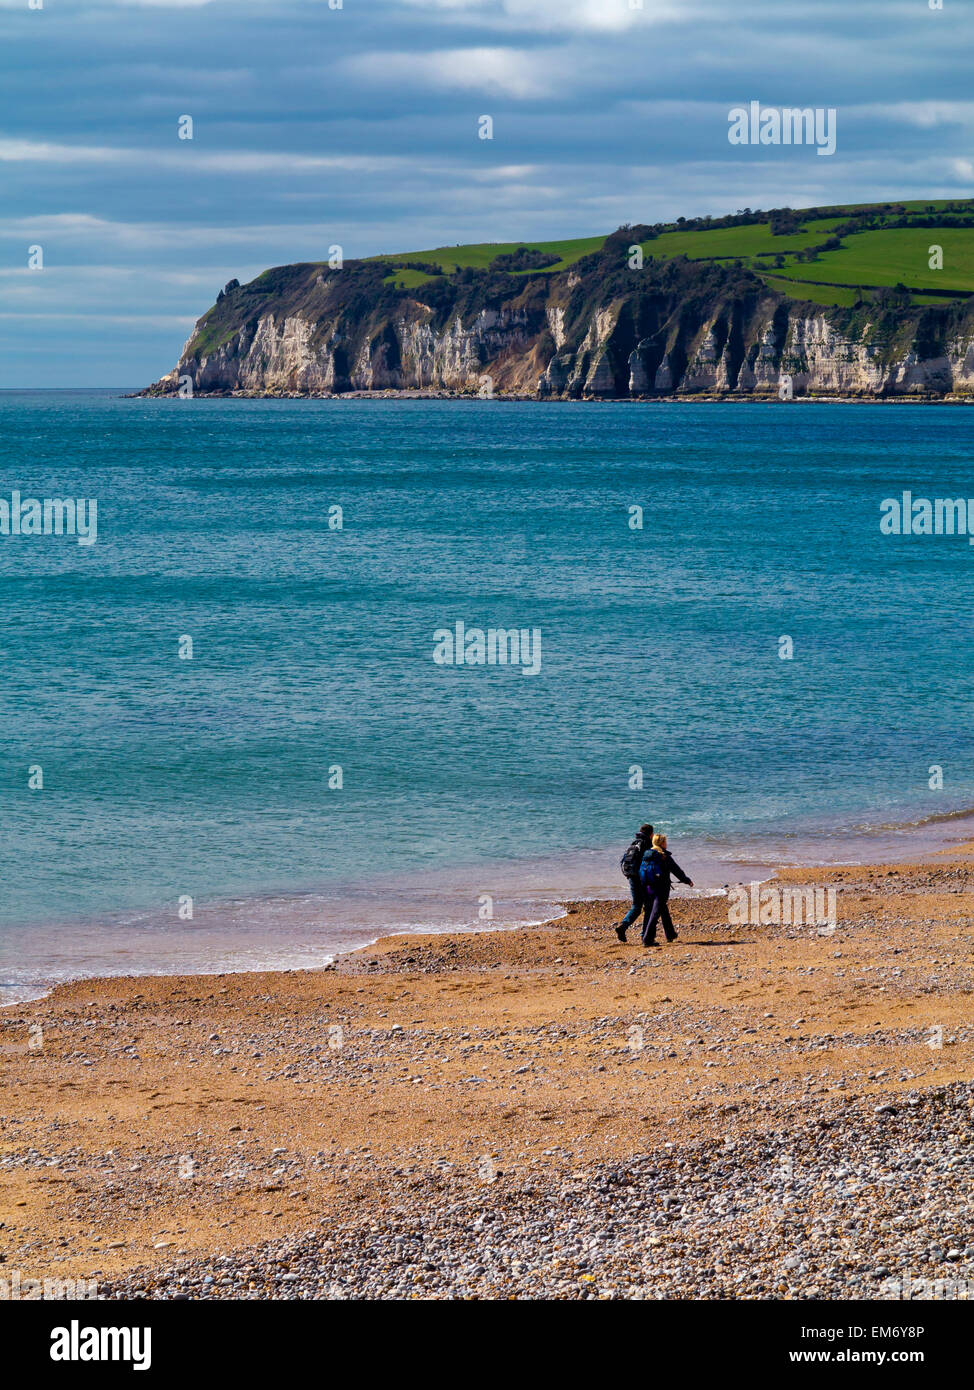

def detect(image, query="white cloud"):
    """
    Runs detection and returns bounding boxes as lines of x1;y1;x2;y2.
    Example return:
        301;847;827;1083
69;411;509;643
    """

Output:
0;138;132;166
344;46;550;98
470;163;541;180
503;0;680;32
0;212;370;251
0;137;414;175
0;263;217;287
853;101;974;129
399;0;684;32
0;0;216;7
0;312;198;325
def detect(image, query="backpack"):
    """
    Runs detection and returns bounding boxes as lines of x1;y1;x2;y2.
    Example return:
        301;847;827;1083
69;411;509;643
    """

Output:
620;840;643;879
639;850;664;888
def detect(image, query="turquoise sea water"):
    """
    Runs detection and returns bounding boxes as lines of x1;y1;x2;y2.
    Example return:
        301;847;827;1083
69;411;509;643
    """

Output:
1;392;972;997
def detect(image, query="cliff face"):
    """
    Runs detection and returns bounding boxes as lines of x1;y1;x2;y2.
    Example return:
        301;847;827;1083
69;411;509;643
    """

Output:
145;232;974;399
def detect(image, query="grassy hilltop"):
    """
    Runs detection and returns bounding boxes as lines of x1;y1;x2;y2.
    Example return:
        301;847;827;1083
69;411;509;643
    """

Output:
371;199;974;308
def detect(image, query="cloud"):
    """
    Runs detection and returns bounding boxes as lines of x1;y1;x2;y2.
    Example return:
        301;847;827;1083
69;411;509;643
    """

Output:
0;136;414;175
0;212;394;254
0;0;216;7
0;138;133;166
501;0;682;32
0;312;198;325
399;0;684;32
853;101;974;129
344;46;552;99
469;163;541;180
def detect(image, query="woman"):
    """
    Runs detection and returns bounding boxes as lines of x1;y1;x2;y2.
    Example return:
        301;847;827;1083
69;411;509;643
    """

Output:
639;833;693;947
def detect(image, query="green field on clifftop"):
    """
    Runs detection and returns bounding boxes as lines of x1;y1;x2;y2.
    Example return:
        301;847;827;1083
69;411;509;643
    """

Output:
373;235;605;286
643;217;848;262
765;227;974;294
375;199;974;306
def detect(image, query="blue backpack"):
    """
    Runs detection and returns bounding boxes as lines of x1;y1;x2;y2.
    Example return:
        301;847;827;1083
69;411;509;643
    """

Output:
639;851;663;888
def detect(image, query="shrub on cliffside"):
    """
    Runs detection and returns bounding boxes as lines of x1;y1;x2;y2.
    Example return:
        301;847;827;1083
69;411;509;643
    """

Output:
489;247;561;273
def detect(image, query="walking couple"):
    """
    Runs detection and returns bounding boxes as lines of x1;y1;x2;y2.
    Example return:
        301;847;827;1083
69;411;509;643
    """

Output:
616;823;693;947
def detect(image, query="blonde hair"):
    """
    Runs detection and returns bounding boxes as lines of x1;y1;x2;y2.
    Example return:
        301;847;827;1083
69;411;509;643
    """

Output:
652;833;667;851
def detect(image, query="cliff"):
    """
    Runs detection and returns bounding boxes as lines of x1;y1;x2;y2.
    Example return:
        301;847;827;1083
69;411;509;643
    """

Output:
144;228;974;399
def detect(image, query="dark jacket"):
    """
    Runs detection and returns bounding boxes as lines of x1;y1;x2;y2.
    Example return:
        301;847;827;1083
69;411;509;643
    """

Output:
640;848;691;898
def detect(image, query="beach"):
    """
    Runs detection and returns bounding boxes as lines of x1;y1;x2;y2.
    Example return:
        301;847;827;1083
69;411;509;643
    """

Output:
1;842;972;1301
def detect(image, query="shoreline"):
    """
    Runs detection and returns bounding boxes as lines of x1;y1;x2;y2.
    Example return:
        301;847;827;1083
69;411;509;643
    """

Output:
0;905;573;1012
131;389;974;403
8;807;974;1008
1;837;972;1299
8;807;974;1009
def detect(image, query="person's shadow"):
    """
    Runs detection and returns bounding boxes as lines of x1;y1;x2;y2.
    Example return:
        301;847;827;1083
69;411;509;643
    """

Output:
678;938;750;947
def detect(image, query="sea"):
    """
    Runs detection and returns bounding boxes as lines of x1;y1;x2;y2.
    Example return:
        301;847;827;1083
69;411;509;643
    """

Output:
2;391;973;1002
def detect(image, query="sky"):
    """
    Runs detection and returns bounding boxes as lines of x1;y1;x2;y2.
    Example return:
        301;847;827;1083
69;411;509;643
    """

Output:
1;0;972;386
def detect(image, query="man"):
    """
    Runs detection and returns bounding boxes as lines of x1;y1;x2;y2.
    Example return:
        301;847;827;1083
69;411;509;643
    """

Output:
615;823;654;942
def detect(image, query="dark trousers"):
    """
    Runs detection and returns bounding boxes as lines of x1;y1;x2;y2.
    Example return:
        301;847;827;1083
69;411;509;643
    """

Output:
620;875;645;929
642;891;676;943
